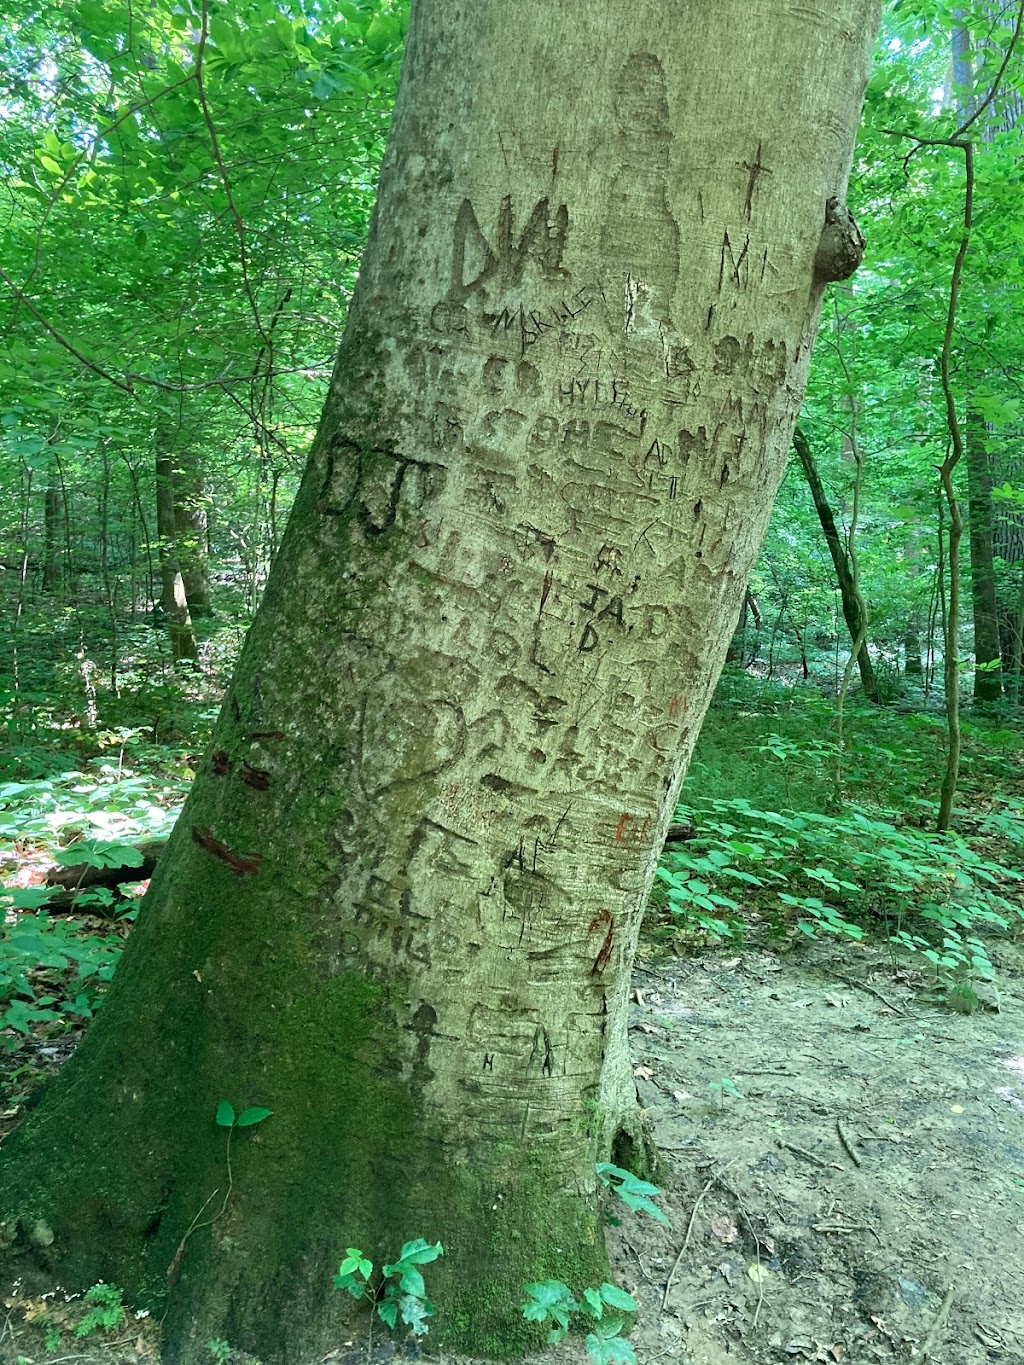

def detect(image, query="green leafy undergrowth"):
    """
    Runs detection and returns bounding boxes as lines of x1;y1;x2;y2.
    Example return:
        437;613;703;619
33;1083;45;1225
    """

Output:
688;679;944;812
521;1279;638;1364
0;756;187;1054
596;1163;671;1226
0;912;121;1052
655;796;1021;983
334;1237;443;1339
74;1281;126;1338
0;766;184;845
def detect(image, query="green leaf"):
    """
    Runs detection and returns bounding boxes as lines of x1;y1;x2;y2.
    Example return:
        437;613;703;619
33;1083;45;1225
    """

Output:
599;1282;638;1312
399;1293;434;1336
581;1286;604;1318
523;1280;576;1310
376;1300;398;1330
394;1266;424;1298
215;1100;236;1128
522;1302;550;1323
586;1332;637;1365
235;1106;273;1128
7;887;57;910
396;1238;443;1265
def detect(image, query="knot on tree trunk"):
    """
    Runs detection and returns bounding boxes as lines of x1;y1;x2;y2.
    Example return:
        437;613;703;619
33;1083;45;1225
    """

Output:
813;197;865;283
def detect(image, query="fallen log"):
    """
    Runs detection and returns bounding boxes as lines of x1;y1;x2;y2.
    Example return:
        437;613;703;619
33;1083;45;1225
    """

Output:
664;823;697;844
44;840;165;892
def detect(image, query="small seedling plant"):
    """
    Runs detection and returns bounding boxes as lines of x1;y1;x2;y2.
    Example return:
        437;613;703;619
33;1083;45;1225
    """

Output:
74;1282;125;1338
212;1100;273;1213
334;1238;443;1340
709;1077;744;1106
521;1279;638;1365
167;1098;273;1287
596;1163;671;1226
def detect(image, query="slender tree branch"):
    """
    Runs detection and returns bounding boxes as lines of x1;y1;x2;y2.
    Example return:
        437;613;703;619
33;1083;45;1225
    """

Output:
954;0;1024;138
0;267;136;394
936;140;974;832
195;0;272;353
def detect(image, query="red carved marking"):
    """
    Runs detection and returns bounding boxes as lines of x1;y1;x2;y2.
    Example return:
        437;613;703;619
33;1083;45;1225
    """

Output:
249;730;284;741
588;908;611;934
241;763;272;791
417;521;431;548
552;146;559;176
211;751;233;776
638;816;652;841
191;825;262;878
614;813;633;842
591;919;614;975
668;695;680;718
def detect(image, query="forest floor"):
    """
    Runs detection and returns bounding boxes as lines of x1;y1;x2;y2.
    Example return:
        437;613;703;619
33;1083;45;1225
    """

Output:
2;933;1022;1365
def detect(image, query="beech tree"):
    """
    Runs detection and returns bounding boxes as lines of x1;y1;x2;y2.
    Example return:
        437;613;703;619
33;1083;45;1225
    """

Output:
0;2;882;1360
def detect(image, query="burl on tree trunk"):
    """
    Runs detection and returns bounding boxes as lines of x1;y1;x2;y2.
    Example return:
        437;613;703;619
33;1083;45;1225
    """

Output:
0;2;881;1360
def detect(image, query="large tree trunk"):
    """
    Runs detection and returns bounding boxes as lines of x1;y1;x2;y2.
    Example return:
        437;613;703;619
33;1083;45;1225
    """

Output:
0;3;880;1360
155;451;199;660
792;425;880;702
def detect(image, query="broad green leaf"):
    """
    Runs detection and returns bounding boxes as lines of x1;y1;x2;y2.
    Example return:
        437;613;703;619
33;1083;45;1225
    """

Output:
396;1238;443;1264
235;1106;273;1128
599;1283;637;1312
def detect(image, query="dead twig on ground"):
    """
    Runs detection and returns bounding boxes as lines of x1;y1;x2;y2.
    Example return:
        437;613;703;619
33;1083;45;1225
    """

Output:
836;1119;862;1167
713;1170;768;1328
662;1160;735;1311
915;1285;957;1360
825;970;910;1017
778;1139;827;1168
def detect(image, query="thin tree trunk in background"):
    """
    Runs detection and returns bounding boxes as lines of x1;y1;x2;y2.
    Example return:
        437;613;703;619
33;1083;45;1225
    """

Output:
726;588;761;663
173;449;213;617
936;136;974;832
99;446;120;693
966;409;1003;700
904;627;923;675
155;452;198;661
42;463;63;593
952;10;1018;704
10;462;34;705
0;2;881;1359
793;425;880;701
1010;565;1024;702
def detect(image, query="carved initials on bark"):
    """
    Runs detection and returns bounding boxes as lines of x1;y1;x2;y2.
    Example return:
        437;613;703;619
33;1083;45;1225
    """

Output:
450;196;569;300
318;435;443;537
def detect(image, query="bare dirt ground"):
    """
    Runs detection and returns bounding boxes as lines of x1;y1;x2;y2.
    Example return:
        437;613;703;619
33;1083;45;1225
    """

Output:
613;938;1024;1365
3;938;1023;1365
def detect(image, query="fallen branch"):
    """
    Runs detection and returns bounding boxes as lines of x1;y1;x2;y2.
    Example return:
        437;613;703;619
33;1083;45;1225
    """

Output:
44;840;165;892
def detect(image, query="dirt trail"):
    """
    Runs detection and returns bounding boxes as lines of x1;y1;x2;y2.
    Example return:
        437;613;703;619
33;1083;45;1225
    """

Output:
610;940;1024;1365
